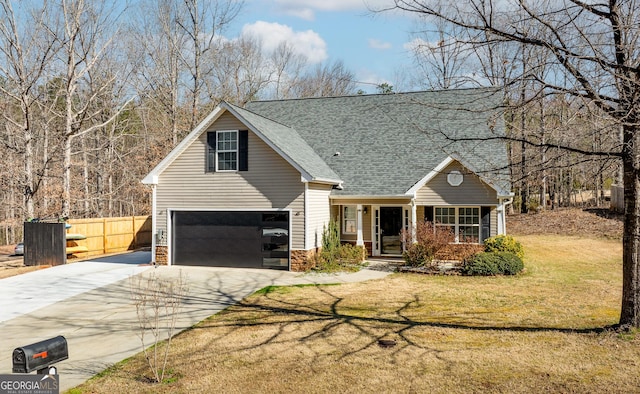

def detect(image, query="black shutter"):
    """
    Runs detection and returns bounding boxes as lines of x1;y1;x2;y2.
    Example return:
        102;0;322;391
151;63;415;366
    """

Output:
238;130;248;171
206;132;216;172
481;206;491;242
424;206;434;223
424;206;433;223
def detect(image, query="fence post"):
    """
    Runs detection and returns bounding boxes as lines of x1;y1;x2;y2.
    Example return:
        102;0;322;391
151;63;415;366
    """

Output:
103;218;107;254
132;216;137;249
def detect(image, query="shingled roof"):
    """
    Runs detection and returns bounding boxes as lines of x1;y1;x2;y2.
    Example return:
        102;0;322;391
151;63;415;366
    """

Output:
223;102;341;184
245;88;511;197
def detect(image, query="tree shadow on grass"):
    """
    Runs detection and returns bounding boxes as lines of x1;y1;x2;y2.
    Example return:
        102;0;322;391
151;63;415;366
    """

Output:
178;283;617;367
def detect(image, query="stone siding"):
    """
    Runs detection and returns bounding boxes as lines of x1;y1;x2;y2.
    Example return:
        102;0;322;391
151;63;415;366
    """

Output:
290;249;319;272
155;246;168;265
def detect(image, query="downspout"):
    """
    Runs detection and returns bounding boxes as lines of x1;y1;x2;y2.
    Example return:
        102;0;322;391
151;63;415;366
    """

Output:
498;197;514;235
304;182;309;250
150;184;157;263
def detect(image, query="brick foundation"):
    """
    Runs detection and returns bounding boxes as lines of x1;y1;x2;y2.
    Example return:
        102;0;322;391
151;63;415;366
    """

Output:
290;249;320;272
155;246;168;265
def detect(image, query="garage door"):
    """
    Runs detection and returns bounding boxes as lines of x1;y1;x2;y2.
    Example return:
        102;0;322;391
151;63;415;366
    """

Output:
172;211;289;269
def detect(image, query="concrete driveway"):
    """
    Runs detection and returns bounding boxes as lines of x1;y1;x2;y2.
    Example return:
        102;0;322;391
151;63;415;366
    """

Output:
0;252;391;392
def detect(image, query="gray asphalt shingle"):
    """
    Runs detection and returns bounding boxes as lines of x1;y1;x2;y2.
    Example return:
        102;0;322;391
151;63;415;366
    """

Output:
224;102;341;183
244;88;511;196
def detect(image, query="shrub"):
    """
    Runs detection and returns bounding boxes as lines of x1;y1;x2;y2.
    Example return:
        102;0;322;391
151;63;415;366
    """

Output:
337;243;367;264
314;220;366;272
402;243;432;267
321;220;340;255
401;221;454;267
463;252;500;276
436;243;484;261
463;252;524;276
483;235;525;259
494;252;524;275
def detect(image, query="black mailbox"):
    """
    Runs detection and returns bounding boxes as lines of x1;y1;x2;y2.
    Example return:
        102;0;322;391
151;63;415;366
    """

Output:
12;336;68;373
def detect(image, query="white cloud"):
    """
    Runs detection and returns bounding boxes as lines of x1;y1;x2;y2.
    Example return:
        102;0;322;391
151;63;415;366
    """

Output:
368;38;392;50
270;0;395;20
403;37;431;52
241;21;328;64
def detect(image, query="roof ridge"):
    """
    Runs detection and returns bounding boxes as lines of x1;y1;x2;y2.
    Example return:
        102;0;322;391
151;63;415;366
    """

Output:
225;101;295;130
246;86;502;105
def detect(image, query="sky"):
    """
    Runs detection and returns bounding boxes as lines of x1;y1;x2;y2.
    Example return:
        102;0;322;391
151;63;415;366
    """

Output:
226;0;422;93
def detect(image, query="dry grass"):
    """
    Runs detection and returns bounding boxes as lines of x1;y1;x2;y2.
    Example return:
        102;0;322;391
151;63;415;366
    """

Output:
70;235;640;394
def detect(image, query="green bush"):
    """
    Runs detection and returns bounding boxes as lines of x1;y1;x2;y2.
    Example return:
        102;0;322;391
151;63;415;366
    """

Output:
494;252;524;275
337;243;366;264
463;252;524;276
314;220;366;272
483;235;525;259
463;252;500;276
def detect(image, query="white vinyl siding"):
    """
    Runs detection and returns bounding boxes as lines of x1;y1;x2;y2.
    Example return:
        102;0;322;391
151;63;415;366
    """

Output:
415;162;499;206
156;111;305;249
305;183;332;250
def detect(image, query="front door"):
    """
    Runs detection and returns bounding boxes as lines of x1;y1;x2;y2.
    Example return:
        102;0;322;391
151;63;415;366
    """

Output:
380;207;403;254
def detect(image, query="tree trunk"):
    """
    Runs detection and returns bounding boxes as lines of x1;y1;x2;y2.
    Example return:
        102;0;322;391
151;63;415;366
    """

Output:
61;135;72;219
42;122;49;214
82;137;90;216
620;125;640;327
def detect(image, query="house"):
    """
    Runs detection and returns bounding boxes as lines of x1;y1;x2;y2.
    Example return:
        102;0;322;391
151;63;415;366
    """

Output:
142;88;513;271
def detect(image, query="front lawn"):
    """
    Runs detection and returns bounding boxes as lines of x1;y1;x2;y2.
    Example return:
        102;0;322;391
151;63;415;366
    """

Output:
71;235;640;394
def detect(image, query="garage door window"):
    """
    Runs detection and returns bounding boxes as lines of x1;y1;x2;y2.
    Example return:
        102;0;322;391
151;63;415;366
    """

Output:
261;212;289;268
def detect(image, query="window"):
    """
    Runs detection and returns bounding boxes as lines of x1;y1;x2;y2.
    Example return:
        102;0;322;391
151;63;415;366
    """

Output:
206;130;248;172
343;206;356;234
433;206;480;243
216;130;237;171
458;207;480;242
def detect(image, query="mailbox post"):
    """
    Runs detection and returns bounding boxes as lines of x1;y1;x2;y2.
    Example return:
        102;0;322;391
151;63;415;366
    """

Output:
12;336;68;374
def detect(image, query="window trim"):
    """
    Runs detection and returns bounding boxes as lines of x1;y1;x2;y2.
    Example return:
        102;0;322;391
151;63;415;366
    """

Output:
342;205;357;234
433;206;480;243
206;129;248;173
215;130;238;172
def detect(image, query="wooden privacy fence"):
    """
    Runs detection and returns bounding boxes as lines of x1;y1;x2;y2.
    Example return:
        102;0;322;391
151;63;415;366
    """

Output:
66;215;152;258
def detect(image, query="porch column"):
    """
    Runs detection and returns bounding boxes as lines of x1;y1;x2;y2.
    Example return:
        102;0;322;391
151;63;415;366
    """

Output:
411;199;417;242
356;204;364;246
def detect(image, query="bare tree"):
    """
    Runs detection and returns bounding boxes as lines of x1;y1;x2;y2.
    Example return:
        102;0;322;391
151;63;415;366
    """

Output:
208;35;273;105
269;41;308;99
385;0;640;328
175;0;242;129
409;19;478;90
291;60;357;98
49;0;133;218
0;0;58;219
132;0;188;146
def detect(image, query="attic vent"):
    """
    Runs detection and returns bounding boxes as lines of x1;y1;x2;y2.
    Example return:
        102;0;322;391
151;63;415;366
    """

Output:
447;170;463;187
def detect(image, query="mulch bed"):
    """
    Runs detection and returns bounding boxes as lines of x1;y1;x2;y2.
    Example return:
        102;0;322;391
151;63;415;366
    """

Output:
397;263;463;275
